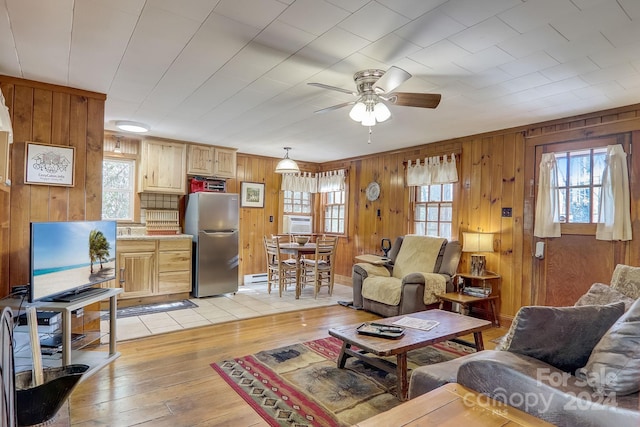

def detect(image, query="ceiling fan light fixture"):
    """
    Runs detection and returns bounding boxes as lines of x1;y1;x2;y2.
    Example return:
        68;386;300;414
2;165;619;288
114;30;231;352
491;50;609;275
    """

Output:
349;101;366;122
115;120;150;133
361;112;376;126
275;147;300;174
374;102;391;122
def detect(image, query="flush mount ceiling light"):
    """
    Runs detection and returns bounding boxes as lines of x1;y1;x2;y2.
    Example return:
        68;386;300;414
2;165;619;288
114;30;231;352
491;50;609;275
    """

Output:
274;147;300;174
115;120;150;133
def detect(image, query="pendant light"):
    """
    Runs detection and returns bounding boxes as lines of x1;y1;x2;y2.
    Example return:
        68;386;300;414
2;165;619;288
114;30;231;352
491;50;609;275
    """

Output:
275;147;300;174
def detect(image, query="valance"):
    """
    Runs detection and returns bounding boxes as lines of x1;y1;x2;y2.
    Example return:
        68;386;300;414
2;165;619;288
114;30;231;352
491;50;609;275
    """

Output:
281;169;346;193
406;154;458;186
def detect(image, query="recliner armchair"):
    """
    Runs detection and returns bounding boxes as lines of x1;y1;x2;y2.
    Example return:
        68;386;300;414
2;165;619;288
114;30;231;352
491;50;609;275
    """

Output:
352;235;462;317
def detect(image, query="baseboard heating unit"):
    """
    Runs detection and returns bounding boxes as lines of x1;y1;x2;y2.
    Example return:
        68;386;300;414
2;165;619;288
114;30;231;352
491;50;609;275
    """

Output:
244;273;268;284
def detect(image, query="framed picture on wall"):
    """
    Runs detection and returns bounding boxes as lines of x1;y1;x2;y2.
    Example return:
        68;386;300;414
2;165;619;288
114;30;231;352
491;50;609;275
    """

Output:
25;142;75;186
240;181;265;208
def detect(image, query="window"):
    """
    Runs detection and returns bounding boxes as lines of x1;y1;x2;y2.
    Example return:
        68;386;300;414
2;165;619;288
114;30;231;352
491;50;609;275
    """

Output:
283;190;311;214
102;158;135;221
413;183;453;240
323;190;345;234
554;148;606;224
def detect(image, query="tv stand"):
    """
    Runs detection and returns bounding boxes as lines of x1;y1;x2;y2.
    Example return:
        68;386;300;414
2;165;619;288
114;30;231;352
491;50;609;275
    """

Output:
8;288;123;377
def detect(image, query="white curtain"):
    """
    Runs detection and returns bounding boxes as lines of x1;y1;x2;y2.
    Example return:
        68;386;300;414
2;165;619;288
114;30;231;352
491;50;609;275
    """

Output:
281;170;345;193
317;169;345;193
281;172;317;192
596;144;632;241
406;154;458;186
534;153;561;238
0;91;12;144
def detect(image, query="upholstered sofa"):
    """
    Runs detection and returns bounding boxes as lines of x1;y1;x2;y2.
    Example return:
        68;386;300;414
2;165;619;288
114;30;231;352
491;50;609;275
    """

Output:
351;235;461;317
408;264;640;427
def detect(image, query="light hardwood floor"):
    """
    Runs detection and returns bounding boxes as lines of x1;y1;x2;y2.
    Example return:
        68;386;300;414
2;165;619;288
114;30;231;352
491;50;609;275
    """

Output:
69;306;507;426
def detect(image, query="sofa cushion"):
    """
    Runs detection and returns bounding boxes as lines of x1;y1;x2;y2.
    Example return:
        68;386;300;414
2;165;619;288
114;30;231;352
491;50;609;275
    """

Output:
361;276;402;305
392;235;446;280
577;298;640;396
438;240;462;277
575;283;635;311
610;264;640;299
496;302;625;374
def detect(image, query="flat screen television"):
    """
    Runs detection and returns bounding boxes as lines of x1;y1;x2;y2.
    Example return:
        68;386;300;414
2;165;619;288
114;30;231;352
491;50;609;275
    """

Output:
29;220;117;302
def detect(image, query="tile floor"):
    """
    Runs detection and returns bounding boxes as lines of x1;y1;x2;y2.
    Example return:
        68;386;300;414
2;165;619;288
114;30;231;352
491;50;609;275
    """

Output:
106;281;354;341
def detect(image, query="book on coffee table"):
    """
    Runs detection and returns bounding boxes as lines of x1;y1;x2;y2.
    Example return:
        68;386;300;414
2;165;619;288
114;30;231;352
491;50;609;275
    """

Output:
392;316;439;331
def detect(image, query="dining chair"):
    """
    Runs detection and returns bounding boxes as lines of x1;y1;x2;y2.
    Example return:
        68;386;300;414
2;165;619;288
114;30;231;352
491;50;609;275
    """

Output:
302;237;338;298
263;236;297;297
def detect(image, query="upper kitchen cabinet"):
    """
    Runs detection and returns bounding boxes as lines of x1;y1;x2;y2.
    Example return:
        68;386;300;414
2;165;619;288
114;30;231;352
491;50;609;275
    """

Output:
139;138;187;194
187;144;236;179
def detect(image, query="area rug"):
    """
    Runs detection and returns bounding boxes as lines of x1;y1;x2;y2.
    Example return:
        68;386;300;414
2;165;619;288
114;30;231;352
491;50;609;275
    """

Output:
212;336;475;426
102;299;198;320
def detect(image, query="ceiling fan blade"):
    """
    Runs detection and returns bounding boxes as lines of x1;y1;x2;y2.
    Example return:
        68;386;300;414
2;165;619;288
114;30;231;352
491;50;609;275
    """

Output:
307;82;355;95
388;92;441;109
373;66;411;94
314;101;355;114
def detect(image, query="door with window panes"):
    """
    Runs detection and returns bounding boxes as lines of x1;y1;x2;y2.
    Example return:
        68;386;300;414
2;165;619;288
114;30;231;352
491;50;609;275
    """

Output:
532;135;630;307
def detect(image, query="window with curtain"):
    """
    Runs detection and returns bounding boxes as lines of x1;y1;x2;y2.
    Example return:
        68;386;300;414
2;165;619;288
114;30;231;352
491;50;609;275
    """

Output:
102;157;136;221
412;183;454;239
283;190;312;214
322;190;345;234
534;139;631;240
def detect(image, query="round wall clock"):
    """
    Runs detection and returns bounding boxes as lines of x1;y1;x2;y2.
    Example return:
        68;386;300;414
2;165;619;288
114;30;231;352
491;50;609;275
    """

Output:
366;181;380;201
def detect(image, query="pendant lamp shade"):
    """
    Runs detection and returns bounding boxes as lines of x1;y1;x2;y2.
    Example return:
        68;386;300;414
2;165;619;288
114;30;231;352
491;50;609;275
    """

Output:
275;147;300;174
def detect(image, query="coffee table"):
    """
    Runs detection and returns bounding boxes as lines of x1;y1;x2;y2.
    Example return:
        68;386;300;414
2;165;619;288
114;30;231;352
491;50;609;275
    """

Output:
354;383;554;426
328;309;492;401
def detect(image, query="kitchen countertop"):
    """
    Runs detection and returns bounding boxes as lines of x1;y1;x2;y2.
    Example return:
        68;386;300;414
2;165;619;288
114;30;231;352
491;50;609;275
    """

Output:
117;234;193;240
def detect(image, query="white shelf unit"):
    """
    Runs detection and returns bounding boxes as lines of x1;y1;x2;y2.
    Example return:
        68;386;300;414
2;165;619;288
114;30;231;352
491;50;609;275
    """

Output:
9;288;123;378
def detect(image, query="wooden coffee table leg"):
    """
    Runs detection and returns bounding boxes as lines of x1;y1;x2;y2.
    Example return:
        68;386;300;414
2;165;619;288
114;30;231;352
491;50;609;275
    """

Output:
396;353;408;401
473;332;485;351
337;342;351;368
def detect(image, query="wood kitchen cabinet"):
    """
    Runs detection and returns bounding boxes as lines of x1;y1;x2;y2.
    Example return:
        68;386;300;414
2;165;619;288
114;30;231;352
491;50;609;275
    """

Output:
117;240;157;298
117;237;191;300
139;138;187;194
158;239;192;294
187;144;236;178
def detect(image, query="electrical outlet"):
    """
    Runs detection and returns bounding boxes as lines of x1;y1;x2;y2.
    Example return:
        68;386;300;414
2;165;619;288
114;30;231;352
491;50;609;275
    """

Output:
502;207;512;217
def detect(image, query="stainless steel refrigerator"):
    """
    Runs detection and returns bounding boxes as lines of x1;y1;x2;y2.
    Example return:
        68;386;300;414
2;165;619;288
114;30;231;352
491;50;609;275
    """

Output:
184;192;239;297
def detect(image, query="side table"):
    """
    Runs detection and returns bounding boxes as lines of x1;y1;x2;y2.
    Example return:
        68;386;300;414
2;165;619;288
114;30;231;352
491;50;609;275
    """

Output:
437;272;501;326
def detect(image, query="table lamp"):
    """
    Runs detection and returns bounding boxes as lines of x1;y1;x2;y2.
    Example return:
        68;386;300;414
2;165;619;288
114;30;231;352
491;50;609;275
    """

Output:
462;232;494;276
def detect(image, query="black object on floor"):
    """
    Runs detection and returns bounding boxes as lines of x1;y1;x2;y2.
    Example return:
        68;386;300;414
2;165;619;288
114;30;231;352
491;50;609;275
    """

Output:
338;300;362;310
103;299;198;319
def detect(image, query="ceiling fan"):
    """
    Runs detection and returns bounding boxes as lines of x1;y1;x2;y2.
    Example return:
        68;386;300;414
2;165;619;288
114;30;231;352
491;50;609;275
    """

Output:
308;66;441;126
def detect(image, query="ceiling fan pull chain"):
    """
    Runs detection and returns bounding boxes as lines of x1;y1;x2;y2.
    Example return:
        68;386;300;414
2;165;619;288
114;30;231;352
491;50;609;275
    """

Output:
368;126;372;144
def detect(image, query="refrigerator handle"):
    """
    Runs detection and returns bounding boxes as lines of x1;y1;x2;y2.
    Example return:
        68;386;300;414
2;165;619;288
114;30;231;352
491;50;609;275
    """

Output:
202;230;237;236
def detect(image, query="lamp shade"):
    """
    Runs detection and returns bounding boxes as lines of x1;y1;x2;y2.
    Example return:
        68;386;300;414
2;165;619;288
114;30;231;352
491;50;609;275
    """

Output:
462;232;494;253
274;147;300;174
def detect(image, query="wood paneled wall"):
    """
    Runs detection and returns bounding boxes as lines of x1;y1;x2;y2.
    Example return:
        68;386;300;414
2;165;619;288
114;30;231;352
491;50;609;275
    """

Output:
2;74;640;325
0;76;106;295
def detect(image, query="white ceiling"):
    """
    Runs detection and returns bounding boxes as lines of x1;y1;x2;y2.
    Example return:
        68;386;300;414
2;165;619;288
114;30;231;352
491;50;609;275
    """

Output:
1;0;640;163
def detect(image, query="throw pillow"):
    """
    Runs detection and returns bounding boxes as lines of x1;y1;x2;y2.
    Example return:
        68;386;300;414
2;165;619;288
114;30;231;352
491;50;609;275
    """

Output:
496;302;625;374
610;264;640;299
577;297;640;396
575;283;635;311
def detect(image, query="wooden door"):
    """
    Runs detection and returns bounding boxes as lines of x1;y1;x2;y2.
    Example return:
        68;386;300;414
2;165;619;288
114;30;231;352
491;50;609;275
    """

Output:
214;147;236;178
140;139;187;194
531;135;630;306
187;145;214;176
118;251;156;298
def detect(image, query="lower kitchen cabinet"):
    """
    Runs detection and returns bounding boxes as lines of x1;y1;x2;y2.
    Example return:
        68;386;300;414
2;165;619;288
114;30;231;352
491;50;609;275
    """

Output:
116;237;191;299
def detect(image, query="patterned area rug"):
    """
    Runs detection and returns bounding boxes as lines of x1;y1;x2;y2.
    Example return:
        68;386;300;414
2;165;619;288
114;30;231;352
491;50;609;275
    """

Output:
212;336;475;426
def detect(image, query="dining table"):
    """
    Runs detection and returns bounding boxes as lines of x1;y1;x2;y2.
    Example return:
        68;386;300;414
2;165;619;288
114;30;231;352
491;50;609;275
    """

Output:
279;242;317;299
